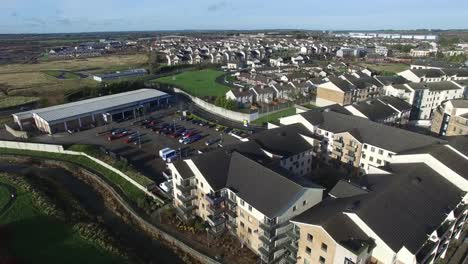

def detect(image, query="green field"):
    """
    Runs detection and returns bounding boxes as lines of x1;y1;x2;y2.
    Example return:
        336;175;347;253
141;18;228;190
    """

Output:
155;69;230;97
0;176;124;264
358;63;409;75
0;96;40;109
253;107;297;125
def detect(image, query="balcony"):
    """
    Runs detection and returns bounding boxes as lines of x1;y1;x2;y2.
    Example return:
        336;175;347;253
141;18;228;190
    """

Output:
284;242;298;254
177;193;196;203
225;206;237;218
179;202;196;213
226;220;237;229
206;193;226;205
260;221;277;232
345;152;356;162
287;227;300;240
259;234;275;246
334;140;344;148
345;144;357;151
206;204;225;216
207;215;226;227
176;180;195;193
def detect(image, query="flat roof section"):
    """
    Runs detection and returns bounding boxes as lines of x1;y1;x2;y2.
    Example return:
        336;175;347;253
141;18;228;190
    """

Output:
14;89;169;123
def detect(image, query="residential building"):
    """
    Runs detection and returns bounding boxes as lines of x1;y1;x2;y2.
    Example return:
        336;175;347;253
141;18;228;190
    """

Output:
345;96;412;125
384;81;465;120
289;160;467;264
316;76;383;107
279;110;442;172
168;125;325;263
431;99;468;136
398;68;468;83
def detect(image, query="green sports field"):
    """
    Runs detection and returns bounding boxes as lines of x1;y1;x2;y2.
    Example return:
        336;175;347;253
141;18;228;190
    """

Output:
155;69;230;97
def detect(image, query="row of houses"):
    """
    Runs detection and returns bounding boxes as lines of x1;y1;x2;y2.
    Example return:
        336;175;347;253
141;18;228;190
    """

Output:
168;106;468;264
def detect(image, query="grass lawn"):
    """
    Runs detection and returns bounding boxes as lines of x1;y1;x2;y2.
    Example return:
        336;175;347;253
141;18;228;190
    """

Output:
0;184;10;209
252;107;296;125
358;63;409;74
302;103;318;109
0;176;125;264
0;96;40;109
155;69;230;97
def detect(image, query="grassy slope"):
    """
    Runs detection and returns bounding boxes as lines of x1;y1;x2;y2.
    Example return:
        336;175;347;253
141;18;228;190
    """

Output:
252;107;296;125
0;176;124;264
43;70;81;80
0;96;40;108
0;148;147;204
0;185;9;209
155;69;230;97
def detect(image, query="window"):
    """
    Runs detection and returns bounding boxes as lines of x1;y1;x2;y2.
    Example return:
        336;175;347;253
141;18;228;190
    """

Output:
362;153;366;159
319;256;326;264
248;205;252;212
388;153;393;158
240;222;245;228
305;246;312;255
378;149;383;155
248;216;252;223
293;206;297;212
202;204;205;209
240;200;245;206
321;243;328;252
370;147;375;152
363;144;367;150
377;159;382;165
303;200;307;206
248;228;252;234
369;157;374;162
201;182;204;188
240;211;244;218
307;233;313;242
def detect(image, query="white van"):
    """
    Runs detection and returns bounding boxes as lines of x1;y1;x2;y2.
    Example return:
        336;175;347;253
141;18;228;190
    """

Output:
159;147;171;158
162;149;177;162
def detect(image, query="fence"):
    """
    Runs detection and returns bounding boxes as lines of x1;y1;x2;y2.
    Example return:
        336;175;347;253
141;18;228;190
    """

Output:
173;88;259;122
0;140;159;200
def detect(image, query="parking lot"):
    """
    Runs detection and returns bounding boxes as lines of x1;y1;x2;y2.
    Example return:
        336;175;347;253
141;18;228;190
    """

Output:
14;107;242;184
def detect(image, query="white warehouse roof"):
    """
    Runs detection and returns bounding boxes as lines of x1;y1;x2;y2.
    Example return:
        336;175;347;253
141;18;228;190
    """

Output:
15;89;168;123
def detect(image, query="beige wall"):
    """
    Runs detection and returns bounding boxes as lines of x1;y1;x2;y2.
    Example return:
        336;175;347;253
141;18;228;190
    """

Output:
296;224;337;264
237;206;262;253
317;87;345;105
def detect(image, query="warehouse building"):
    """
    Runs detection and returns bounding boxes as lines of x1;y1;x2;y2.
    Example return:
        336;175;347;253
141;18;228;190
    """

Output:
13;89;171;134
92;68;148;82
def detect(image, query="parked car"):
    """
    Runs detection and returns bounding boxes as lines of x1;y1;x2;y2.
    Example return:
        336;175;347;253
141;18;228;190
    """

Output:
184;134;202;144
205;138;220;146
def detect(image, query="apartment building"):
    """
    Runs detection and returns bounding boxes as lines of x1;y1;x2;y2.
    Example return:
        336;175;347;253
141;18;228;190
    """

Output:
168;125;325;263
344;96;412;125
279;110;441;172
316;75;383;107
288;158;467;264
398;68;468;83
384;81;465;120
431;99;468;136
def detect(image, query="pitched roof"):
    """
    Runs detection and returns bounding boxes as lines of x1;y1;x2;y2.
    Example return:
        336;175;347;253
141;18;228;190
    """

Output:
377;96;412;112
374;75;409;86
329;180;369;198
226;152;307;218
352;99;398;122
406;82;462;91
450;99;468;109
249;123;318;156
410;69;446;78
299;111;443;152
294;163;464;254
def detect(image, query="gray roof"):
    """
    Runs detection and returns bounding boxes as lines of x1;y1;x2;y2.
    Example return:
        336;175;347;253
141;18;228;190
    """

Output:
374;75;409;86
249;123;319;156
300;111;443;152
17;89;168;123
329;180;369;198
450;99;468;109
226;152;310;218
294;163;464;254
353;99;398;122
377;96;412;112
410;69;446;78
406;82;462;91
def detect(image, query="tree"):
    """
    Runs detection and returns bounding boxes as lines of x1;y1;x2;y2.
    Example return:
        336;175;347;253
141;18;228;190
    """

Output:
148;52;168;74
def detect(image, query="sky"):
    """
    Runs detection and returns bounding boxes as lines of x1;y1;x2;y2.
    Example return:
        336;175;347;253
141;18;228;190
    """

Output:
1;0;468;34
